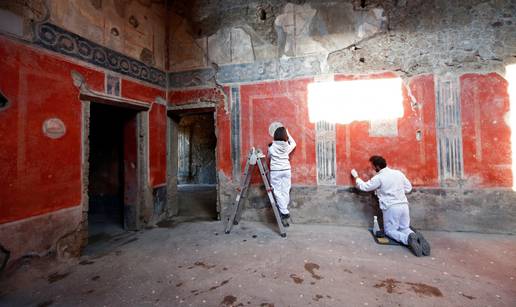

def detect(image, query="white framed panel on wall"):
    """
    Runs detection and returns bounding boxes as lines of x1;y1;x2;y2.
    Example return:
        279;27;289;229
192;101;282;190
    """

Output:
435;74;464;184
315;121;336;185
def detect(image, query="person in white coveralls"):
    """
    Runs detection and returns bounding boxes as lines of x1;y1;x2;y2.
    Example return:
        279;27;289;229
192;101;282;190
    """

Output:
268;126;296;225
351;155;431;257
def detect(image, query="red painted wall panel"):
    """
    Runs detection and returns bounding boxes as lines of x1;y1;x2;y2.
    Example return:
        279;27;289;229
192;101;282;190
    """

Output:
334;74;438;186
217;87;232;179
121;79;164;104
240;79;317;185
0;37;169;224
149;103;167;186
0;37;104;224
461;73;512;187
122;79;167;186
169;88;227;106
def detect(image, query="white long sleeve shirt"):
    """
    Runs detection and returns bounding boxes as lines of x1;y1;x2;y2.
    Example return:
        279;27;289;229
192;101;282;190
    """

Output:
355;167;412;210
268;135;296;171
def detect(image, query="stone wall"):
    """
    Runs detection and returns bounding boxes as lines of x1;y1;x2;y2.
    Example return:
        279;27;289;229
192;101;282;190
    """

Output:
168;0;515;76
177;113;217;185
220;185;516;235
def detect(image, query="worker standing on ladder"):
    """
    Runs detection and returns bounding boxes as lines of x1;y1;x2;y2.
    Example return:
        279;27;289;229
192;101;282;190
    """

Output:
268;126;296;225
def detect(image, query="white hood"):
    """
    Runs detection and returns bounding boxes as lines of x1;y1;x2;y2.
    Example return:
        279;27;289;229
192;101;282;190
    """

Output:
268;136;296;170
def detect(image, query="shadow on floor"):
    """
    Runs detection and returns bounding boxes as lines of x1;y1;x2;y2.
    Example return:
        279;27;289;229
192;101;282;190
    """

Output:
178;184;217;219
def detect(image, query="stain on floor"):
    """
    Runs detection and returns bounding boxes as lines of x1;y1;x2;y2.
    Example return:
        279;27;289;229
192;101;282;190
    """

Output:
304;262;323;280
289;273;303;284
221;295;237;306
406;282;443;297
374;278;402;294
375;279;443;298
209;279;230;291
461;293;476;300
47;272;70;284
36;300;54;307
193;261;216;269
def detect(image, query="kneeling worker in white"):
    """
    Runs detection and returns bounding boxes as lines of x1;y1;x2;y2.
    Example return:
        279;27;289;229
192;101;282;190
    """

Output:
351;156;430;257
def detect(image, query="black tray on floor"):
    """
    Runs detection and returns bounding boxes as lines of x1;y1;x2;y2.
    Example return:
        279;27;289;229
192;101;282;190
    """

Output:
368;228;403;246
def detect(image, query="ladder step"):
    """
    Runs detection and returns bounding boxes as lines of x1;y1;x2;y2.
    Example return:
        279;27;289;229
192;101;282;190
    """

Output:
225;147;286;238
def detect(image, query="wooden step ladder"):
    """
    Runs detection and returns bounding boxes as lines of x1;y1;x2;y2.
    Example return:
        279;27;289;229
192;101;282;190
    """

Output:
224;147;287;237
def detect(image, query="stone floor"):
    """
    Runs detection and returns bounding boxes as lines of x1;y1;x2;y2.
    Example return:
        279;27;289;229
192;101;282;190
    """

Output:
177;184;218;219
1;220;515;307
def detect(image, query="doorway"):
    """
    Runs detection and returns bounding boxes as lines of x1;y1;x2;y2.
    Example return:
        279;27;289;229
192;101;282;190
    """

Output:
175;112;217;220
87;103;138;238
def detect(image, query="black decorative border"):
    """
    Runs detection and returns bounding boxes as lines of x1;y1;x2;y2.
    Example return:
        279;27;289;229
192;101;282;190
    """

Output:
32;22;324;89
33;22;166;88
168;56;323;88
230;86;241;180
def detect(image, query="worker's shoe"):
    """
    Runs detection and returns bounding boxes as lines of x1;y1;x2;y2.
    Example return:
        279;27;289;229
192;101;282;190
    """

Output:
280;212;290;227
407;233;422;257
281;218;290;227
415;231;431;256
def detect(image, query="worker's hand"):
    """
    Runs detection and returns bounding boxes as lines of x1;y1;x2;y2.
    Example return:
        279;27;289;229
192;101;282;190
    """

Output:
351;169;358;178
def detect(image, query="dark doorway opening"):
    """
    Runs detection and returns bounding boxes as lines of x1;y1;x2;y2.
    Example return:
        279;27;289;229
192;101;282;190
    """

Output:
176;112;217;219
87;103;138;240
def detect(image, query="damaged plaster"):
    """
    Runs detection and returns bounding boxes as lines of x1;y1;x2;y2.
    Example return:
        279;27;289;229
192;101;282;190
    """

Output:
169;0;516;79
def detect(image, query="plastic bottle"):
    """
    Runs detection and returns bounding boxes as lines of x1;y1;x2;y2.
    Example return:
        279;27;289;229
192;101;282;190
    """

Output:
373;216;380;236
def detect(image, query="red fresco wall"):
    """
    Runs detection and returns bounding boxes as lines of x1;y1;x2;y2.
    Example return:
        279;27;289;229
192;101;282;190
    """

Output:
0;36;168;224
1;35;512;227
0;36;102;224
334;73;438;186
122;79;167;187
461;73;512;188
237;75;438;187
148;103;167;186
168;87;232;179
240;79;317;185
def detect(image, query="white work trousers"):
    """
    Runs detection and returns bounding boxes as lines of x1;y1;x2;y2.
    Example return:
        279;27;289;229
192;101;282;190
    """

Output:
270;170;291;214
383;203;414;245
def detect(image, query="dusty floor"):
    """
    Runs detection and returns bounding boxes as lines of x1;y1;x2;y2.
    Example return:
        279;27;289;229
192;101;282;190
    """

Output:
0;220;515;307
177;184;218;219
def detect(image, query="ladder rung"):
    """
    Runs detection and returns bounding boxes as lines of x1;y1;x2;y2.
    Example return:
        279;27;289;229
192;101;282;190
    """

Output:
226;146;285;238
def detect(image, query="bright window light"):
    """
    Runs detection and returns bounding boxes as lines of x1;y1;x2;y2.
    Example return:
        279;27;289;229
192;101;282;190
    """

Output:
507;64;516;191
307;78;404;124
